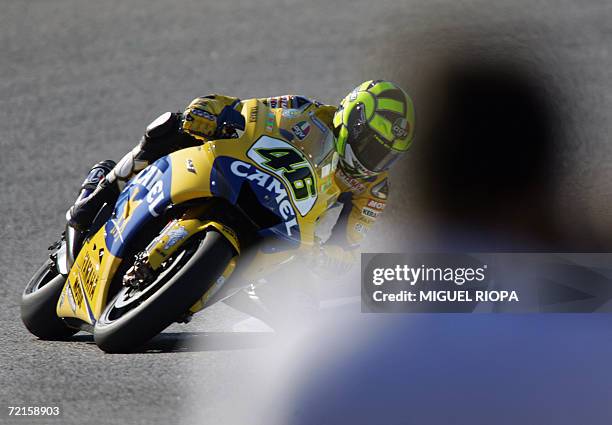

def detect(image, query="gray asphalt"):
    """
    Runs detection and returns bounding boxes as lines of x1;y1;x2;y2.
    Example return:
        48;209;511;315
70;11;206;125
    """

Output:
1;0;612;424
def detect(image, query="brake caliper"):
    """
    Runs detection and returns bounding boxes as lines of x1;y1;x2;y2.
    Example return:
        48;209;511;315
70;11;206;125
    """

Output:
122;252;155;288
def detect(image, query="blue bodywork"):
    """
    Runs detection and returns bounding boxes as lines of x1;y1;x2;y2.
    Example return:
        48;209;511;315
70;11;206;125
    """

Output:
103;153;301;258
210;156;301;247
104;157;173;258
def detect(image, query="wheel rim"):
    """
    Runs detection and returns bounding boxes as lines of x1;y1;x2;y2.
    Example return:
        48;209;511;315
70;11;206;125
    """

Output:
24;261;58;295
101;241;199;324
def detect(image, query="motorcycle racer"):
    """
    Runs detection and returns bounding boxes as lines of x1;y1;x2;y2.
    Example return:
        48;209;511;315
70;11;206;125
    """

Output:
67;80;415;272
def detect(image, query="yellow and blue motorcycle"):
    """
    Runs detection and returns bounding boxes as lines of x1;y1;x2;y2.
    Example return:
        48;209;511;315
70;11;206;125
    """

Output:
21;98;340;352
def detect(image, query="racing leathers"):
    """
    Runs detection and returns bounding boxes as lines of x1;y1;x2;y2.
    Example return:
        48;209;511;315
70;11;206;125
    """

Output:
68;94;390;272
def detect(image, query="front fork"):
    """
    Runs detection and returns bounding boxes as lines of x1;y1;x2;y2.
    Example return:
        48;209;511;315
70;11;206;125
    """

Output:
64;224;86;272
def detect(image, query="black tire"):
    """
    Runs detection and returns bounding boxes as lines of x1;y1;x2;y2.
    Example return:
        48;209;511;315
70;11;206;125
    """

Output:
93;230;234;353
21;260;78;340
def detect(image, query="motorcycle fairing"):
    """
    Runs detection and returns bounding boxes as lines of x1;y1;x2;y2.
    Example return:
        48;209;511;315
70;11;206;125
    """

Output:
55;98;342;326
56;149;218;325
104;156;173;258
210;156;301;246
57;229;122;324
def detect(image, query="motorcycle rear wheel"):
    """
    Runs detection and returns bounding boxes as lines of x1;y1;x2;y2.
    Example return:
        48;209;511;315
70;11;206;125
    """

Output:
93;230;234;353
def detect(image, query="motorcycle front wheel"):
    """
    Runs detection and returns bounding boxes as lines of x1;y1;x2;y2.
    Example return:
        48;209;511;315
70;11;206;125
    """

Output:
21;259;78;340
93;230;234;353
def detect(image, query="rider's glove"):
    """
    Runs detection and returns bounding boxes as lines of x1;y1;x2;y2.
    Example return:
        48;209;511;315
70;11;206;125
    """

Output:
182;98;219;140
182;94;243;141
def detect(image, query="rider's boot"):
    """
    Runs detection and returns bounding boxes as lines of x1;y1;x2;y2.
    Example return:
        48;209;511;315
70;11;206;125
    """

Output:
66;160;118;231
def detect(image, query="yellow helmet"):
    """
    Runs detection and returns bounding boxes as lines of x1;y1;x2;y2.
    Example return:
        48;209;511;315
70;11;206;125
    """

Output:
333;80;415;176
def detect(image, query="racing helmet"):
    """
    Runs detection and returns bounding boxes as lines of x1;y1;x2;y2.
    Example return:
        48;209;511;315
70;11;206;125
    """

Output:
333;80;415;177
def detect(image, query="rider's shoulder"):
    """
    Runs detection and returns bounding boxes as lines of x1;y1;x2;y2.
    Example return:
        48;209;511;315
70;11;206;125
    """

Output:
257;95;334;111
185;94;241;110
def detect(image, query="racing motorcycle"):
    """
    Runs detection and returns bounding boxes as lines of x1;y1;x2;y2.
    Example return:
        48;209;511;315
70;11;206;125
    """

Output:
21;98;340;352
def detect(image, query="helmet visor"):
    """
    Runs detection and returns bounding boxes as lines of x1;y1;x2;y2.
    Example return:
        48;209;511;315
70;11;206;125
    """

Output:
347;130;403;173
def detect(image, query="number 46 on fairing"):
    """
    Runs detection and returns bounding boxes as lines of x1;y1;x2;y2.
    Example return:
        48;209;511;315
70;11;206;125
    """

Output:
248;136;318;216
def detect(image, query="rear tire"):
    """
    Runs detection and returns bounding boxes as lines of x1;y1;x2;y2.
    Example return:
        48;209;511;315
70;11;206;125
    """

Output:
94;230;234;353
21;260;78;340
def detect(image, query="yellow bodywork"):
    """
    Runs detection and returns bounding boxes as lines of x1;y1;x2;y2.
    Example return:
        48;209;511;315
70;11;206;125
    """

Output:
57;230;122;323
57;98;341;325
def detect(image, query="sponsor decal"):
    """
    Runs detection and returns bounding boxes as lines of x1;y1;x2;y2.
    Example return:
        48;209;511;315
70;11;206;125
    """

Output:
269;96;294;109
145;181;165;217
247;136;317;216
265;111;275;132
370;178;389;200
361;207;380;219
133;165;166;217
354;222;368;234
349;89;359;101
80;253;97;301
186;159;196;174
230;160;299;236
249;106;258;123
163;225;189;250
282;109;299;118
84;167;106;185
367;199;386;211
134;164;162;190
336;168;365;194
392;117;409;139
190;108;216;121
72;275;95;322
70;279;84;308
308;111;329;134
291;121;311;140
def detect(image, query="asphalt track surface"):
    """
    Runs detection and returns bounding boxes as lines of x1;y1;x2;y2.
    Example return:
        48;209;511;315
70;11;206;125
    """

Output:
2;1;612;424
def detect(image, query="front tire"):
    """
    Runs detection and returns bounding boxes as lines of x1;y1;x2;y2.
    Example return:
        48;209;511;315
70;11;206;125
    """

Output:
21;260;78;340
94;230;234;353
